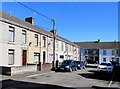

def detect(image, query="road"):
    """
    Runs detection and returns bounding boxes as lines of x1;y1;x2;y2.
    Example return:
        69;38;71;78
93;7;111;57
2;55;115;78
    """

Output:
0;68;120;89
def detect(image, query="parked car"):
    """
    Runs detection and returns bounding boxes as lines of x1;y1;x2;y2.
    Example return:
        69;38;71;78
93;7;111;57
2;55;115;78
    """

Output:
56;60;77;72
86;59;98;64
97;62;113;73
75;61;85;69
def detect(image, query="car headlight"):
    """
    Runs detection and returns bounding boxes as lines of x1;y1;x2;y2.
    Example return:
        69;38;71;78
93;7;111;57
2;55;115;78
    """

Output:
65;66;70;68
78;64;80;67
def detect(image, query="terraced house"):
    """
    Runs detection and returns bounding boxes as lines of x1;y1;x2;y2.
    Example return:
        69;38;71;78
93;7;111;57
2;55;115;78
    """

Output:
0;11;80;75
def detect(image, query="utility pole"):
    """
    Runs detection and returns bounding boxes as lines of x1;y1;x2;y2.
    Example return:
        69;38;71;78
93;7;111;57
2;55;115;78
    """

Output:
114;40;117;61
51;18;56;70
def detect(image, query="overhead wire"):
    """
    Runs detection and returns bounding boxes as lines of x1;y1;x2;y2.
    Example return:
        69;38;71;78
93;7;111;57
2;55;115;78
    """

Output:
14;0;53;21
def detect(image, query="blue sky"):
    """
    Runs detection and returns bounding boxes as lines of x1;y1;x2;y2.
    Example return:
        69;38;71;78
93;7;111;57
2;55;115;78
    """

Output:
2;2;118;42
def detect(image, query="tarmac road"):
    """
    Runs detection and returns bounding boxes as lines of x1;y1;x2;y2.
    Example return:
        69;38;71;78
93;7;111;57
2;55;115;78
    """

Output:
0;67;120;89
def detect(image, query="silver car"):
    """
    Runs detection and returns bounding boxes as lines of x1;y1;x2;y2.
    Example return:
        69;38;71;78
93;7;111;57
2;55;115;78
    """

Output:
97;62;113;73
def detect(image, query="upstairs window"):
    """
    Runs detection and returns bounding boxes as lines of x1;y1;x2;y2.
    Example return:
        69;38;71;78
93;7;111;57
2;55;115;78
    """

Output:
42;36;46;47
9;26;15;42
61;42;64;51
103;50;106;55
22;30;26;44
93;49;97;55
34;34;38;46
112;50;115;55
85;49;88;55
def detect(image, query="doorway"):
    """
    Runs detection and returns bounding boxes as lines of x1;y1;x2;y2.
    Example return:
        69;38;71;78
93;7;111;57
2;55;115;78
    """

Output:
22;50;27;66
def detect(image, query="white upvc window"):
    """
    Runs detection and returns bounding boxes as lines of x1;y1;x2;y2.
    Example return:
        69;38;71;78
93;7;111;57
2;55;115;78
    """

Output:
61;42;64;51
103;50;106;55
22;30;26;44
8;49;14;65
34;34;38;46
8;26;15;42
34;53;40;63
112;50;115;55
42;36;46;47
56;40;58;49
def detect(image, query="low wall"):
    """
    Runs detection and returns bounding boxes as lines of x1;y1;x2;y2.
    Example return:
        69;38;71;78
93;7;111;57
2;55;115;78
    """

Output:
41;63;52;72
0;64;37;75
0;66;11;75
11;64;37;75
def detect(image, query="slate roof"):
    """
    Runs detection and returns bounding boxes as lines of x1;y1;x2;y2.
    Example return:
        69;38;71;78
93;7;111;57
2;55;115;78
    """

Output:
75;42;120;49
0;11;79;47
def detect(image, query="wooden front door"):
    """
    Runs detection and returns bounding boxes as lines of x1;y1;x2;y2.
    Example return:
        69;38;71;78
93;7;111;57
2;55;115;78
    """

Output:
22;50;27;66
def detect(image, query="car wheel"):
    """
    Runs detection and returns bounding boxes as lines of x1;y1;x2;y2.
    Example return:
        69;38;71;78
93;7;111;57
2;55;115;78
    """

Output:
69;68;72;72
75;67;77;71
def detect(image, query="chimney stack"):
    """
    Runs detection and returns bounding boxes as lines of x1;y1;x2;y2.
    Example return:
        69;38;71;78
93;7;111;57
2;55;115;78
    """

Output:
25;17;34;25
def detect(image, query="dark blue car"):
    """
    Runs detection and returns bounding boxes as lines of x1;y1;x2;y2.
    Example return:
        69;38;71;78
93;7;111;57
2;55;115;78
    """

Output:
56;60;77;72
75;61;85;70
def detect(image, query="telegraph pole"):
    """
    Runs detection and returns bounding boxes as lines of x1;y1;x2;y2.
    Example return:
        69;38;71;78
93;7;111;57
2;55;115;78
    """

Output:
51;18;56;70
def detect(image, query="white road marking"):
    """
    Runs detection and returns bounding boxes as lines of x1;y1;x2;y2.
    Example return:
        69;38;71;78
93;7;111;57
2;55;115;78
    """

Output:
108;72;115;87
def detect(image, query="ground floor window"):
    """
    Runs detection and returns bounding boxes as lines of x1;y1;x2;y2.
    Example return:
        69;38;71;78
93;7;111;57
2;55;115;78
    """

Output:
48;54;53;63
103;58;106;62
8;49;14;65
34;53;40;64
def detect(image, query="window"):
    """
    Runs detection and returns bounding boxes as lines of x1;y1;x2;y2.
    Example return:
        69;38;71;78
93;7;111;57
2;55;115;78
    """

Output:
56;40;58;49
112;50;115;55
43;51;46;64
9;26;15;42
85;49;88;55
93;49;97;55
8;49;14;65
103;50;106;55
42;36;46;47
103;58;106;62
70;45;71;52
22;30;26;44
60;55;64;59
116;49;120;56
61;42;64;51
34;34;38;46
34;53;40;63
65;44;68;51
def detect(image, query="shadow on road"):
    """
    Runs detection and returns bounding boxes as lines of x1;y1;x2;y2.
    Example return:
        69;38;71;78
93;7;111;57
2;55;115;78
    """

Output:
79;69;120;82
0;79;91;89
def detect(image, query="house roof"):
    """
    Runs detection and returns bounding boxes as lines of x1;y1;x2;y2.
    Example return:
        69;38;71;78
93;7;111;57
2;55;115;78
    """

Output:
0;11;79;47
75;42;120;49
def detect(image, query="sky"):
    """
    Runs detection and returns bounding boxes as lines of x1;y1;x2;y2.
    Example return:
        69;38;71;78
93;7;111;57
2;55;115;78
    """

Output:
2;2;118;42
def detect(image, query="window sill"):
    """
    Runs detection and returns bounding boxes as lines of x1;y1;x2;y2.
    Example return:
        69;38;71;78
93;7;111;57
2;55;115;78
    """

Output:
21;44;28;46
8;42;16;45
34;45;39;47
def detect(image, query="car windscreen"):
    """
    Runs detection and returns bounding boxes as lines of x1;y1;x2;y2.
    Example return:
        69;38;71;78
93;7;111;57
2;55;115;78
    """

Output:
75;61;80;64
62;60;71;65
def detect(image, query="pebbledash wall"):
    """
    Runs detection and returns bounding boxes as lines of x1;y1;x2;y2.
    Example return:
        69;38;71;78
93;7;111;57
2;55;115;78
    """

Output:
0;11;80;75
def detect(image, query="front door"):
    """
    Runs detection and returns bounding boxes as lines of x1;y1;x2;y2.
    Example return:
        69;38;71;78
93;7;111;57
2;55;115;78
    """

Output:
43;51;46;64
22;50;27;66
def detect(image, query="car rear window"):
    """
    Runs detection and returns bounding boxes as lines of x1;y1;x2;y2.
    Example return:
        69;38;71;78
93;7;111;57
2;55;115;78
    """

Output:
100;63;111;66
100;63;107;65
